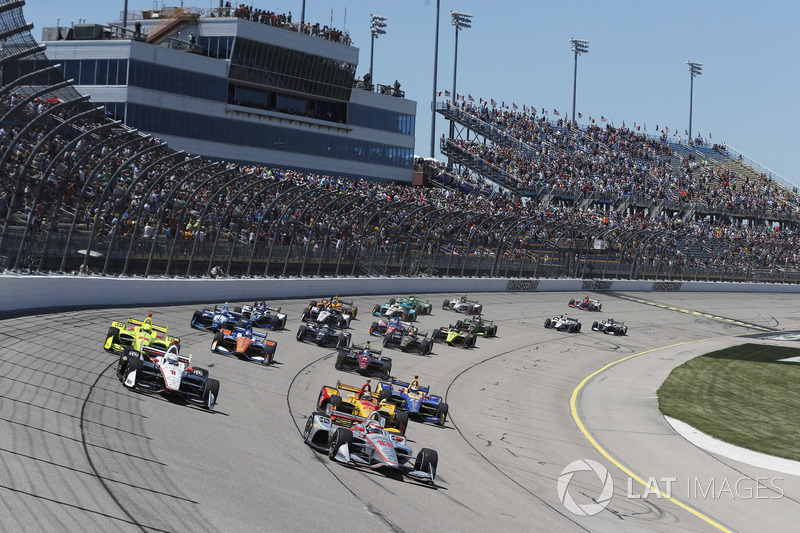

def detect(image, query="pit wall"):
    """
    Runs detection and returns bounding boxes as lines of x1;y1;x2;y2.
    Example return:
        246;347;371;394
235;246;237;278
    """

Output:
3;274;800;315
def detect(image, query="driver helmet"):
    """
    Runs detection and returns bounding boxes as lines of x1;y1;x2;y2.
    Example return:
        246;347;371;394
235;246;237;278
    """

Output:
366;420;382;433
244;325;253;336
409;384;419;394
363;347;371;357
167;353;179;365
461;295;467;302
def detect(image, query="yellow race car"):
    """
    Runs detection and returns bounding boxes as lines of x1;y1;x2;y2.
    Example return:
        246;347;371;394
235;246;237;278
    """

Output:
104;314;180;356
316;379;409;434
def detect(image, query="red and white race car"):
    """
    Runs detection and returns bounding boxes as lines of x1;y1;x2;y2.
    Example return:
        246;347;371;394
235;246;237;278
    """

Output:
442;295;482;315
568;296;602;312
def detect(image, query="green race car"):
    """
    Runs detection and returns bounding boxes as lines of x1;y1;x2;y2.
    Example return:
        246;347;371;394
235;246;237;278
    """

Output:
431;325;477;348
456;317;497;337
396;295;433;315
104;314;180;355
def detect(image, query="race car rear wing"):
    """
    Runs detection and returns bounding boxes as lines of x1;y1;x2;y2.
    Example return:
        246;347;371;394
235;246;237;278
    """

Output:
346;344;382;356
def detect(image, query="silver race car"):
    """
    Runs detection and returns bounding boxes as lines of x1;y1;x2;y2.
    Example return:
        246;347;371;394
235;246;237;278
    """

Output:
303;409;438;484
544;314;582;333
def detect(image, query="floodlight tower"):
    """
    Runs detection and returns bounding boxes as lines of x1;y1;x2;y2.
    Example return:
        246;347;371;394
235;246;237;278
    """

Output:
570;38;589;125
369;14;387;90
430;0;441;157
449;11;472;140
687;60;703;140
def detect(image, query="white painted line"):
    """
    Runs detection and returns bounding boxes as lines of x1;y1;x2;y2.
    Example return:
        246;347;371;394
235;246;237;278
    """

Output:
665;416;800;477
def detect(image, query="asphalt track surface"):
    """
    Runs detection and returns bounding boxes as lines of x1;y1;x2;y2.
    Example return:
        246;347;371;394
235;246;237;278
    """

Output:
3;291;800;532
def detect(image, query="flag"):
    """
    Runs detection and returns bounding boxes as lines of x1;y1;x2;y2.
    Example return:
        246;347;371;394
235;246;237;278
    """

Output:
437;91;442;97
523;104;527;112
601;115;607;122
490;99;497;106
709;132;712;138
578;112;583;118
685;129;688;136
644;123;646;131
553;109;560;116
444;90;451;97
468;94;474;102
541;107;545;115
512;103;518;109
622;120;625;128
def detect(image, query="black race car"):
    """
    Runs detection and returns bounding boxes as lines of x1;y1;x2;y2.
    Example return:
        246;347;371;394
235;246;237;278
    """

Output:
296;321;352;348
383;325;434;354
591;318;628;336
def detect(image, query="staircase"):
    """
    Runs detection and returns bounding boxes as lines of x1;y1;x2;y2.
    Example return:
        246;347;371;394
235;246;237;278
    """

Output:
147;8;198;44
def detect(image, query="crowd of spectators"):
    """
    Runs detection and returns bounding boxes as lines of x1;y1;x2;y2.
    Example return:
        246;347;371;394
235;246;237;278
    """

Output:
2;92;800;278
224;3;351;45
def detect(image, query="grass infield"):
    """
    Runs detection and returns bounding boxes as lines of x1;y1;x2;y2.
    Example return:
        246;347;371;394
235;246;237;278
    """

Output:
658;343;800;462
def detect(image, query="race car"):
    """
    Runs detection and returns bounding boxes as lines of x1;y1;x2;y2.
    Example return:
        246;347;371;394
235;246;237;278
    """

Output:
296;321;352;348
116;342;219;410
239;301;287;330
544;315;582;333
382;324;434;355
442;295;483;315
456;316;498;337
211;325;278;364
432;325;478;348
371;301;417;322
591;317;628;336
308;296;358;319
368;317;411;336
397;295;433;315
303;409;438;484
316;379;408;434
105;314;179;354
375;376;448;426
301;305;352;328
190;303;242;331
335;343;392;379
569;296;602;312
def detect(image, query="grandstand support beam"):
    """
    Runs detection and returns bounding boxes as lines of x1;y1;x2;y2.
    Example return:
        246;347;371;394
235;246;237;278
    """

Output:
0;78;75;130
575;224;611;280
102;148;181;275
229;180;289;278
491;216;535;277
0;0;25;15
460;214;500;278
204;177;265;277
59;131;145;273
398;207;445;276
0;21;33;43
613;228;649;280
357;201;404;277
340;198;392;278
282;190;339;278
262;187;310;278
472;215;515;278
445;212;485;277
501;218;539;278
145;161;220;277
165;167;236;277
382;204;432;276
651;230;674;281
82;141;165;274
244;182;301;278
0;42;45;68
312;195;364;278
532;221;571;279
422;210;464;277
37;119;123;272
0;64;61;101
122;155;199;276
10;106;104;271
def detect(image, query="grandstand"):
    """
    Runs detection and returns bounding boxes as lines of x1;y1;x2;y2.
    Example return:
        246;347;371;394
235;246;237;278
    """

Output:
1;0;799;284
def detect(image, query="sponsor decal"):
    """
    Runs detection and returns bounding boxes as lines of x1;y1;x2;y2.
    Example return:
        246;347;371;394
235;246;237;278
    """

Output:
581;280;613;290
506;279;540;291
652;282;683;291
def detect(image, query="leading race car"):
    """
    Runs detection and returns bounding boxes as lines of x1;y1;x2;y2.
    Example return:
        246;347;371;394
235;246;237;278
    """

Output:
371;301;417;322
455;316;498;338
442;295;483;315
335;343;392;379
368;317;412;337
211;325;278;364
544;315;582;333
591;317;628;336
396;295;433;315
239;301;287;330
316;379;408;434
116;342;219;410
432;325;477;348
105;314;179;354
303;409;438;484
382;324;434;355
569;296;602;312
296;321;352;349
308;296;358;319
375;376;448;426
190;303;242;331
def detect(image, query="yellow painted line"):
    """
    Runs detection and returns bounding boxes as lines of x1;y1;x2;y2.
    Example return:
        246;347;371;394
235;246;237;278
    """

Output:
570;338;734;533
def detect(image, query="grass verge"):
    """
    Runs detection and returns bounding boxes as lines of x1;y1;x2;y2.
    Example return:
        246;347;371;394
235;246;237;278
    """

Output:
658;343;800;462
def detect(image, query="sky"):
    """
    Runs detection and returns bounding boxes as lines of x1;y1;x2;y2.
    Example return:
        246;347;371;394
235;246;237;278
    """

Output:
21;1;800;186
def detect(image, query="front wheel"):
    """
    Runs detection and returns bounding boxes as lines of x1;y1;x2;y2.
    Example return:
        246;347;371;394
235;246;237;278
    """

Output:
442;299;449;309
204;378;220;410
296;325;307;342
414;448;438;481
211;331;224;352
328;428;353;460
264;343;276;364
435;402;448;426
544;318;552;328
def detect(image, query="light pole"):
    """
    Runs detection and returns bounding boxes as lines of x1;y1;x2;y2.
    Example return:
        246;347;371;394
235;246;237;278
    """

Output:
570;38;588;125
687;60;702;141
369;14;387;91
449;11;472;139
430;0;441;157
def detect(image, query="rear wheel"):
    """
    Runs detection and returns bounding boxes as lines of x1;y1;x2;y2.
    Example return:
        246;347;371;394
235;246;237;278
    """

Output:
233;306;242;314
414;448;438;481
435;402;448;426
296;325;307;342
420;339;432;355
328;428;353;459
203;378;220;410
569;299;575;306
456;320;463;329
388;298;396;305
394;411;409;435
592;321;599;330
382;360;392;380
330;395;343;412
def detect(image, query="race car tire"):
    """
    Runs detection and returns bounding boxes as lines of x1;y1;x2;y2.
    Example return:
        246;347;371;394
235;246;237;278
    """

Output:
330;395;343;412
277;316;287;330
544;318;552;328
211;331;224;352
378;387;391;402
328;428;352;460
116;350;135;381
190;311;202;328
487;326;497;337
466;305;474;314
296;325;307;342
394;411;409;435
468;335;477;348
435;402;448;426
189;366;209;380
415;448;438;480
575;323;582;333
335;335;346;350
236;319;247;329
420;339;433;355
335;350;347;370
372;304;381;315
598;304;602;312
442;299;449;309
569;299;575;306
309;300;317;307
303;415;314;443
388;298;396;305
592;321;599;330
382;334;390;347
455;320;464;330
381;361;392;380
203;378;220;410
369;322;380;335
106;327;120;349
301;309;310;321
567;323;575;333
233;306;242;314
264;343;276;364
620;327;627;336
123;357;143;387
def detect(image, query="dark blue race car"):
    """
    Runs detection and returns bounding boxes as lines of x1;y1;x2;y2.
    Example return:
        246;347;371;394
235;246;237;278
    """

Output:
375;376;448;426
